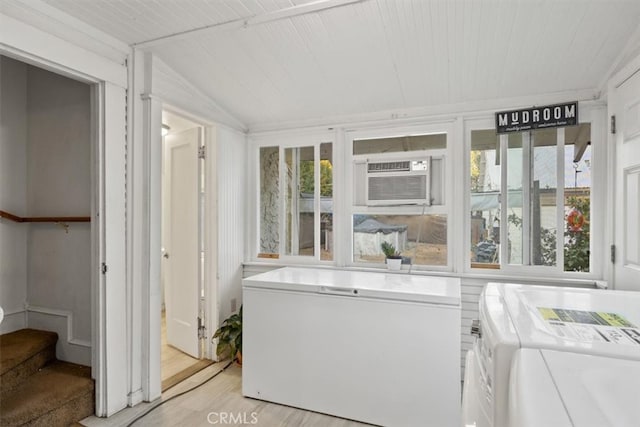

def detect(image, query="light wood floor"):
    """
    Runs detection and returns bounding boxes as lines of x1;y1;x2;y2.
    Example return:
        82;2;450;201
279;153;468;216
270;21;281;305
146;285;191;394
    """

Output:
81;363;371;427
161;311;211;391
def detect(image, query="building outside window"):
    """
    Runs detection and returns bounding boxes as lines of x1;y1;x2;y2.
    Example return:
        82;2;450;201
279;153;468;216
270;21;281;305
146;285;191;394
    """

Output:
251;109;602;278
470;123;593;273
349;128;451;269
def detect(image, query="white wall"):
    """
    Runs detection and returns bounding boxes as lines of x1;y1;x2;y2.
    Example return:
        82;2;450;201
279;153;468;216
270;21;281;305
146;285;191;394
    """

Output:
152;57;246;132
0;56;28;333
217;127;247;321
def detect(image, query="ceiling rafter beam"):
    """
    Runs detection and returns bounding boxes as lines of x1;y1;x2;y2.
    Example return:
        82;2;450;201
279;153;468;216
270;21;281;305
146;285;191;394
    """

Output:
134;0;368;49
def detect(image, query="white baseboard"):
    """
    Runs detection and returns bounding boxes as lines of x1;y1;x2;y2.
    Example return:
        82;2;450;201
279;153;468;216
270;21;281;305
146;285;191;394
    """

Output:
128;389;144;407
0;309;27;334
26;304;91;347
25;304;91;366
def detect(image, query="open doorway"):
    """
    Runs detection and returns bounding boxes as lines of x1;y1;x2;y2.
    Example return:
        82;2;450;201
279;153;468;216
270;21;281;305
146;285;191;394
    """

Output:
0;55;95;424
160;110;212;391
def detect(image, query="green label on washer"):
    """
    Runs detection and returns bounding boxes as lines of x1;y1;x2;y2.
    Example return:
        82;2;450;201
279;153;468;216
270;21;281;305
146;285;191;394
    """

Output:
538;307;636;327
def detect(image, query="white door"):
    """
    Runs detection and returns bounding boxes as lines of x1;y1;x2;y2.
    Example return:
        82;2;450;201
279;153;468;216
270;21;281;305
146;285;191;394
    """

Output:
612;66;640;291
163;127;201;357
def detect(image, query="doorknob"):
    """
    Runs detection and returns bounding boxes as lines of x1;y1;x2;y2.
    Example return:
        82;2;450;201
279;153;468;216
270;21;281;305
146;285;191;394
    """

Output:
163;252;170;259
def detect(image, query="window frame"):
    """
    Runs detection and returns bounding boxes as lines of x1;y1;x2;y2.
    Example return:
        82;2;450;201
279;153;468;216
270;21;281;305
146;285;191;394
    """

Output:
463;105;607;279
249;130;337;264
345;122;456;271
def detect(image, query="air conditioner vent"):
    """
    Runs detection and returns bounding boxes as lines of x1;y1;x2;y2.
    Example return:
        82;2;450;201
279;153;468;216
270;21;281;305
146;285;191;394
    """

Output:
368;175;427;201
367;161;411;173
364;157;435;206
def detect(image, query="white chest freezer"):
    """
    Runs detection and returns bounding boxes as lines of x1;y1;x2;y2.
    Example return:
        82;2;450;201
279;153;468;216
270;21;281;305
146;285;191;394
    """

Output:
242;267;461;427
462;283;640;427
509;348;640;427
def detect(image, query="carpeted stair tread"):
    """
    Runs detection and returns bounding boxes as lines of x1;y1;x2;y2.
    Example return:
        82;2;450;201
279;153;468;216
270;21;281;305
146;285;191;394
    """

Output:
0;360;94;427
0;329;58;376
1;329;58;398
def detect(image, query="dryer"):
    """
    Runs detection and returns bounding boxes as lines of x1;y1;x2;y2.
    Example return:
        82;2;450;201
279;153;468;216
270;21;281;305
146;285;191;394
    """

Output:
509;348;640;427
461;283;640;427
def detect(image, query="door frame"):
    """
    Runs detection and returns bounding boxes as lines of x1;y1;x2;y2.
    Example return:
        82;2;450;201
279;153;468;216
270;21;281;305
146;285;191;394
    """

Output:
162;124;203;359
0;45;129;416
163;105;218;362
607;51;640;289
143;101;219;399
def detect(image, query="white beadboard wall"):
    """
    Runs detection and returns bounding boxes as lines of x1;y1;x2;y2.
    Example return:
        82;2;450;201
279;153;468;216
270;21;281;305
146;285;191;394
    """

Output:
242;264;597;377
152;57;245;132
217;127;247;322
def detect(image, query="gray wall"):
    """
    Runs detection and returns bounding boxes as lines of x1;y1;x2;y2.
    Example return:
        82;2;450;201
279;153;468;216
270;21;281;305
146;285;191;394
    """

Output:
0;56;28;333
0;57;91;364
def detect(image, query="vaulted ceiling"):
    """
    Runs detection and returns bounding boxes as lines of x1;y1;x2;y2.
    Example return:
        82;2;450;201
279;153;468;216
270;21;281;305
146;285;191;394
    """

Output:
7;0;640;129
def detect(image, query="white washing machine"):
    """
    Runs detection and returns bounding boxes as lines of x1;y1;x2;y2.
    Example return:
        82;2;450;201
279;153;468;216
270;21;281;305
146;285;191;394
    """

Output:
509;348;640;427
461;283;640;427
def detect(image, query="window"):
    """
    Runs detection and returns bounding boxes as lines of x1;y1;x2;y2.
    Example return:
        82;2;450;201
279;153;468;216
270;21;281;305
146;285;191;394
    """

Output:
350;130;450;269
353;214;447;266
259;146;279;255
469;124;592;272
257;139;333;261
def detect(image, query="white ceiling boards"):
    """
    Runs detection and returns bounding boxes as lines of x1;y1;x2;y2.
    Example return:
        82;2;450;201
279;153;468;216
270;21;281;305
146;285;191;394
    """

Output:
19;0;640;129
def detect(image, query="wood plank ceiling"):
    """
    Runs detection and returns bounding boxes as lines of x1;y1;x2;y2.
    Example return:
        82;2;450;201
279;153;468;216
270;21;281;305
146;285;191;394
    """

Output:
15;0;640;129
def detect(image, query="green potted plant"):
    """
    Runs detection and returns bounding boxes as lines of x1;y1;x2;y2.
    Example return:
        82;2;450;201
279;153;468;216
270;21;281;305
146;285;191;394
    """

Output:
381;242;402;270
212;305;243;365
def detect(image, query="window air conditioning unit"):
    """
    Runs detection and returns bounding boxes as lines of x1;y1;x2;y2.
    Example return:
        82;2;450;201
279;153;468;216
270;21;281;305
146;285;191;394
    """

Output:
366;157;432;206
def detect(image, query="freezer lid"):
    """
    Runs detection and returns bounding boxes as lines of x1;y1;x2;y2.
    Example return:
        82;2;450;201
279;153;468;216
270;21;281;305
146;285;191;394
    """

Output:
499;283;640;358
242;267;460;306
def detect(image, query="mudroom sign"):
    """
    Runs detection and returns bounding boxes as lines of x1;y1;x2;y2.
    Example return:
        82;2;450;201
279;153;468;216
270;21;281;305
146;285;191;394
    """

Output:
495;101;578;134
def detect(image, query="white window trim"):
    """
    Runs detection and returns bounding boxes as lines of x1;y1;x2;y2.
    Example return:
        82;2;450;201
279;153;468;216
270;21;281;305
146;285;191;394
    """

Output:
463;103;607;279
344;121;456;272
249;130;337;264
248;102;607;283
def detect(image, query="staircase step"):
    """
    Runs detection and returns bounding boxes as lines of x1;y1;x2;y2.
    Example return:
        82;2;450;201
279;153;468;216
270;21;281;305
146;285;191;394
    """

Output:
0;360;94;427
0;329;58;397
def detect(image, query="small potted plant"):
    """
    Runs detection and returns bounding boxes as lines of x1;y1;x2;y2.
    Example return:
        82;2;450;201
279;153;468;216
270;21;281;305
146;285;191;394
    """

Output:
381;242;402;271
212;305;243;365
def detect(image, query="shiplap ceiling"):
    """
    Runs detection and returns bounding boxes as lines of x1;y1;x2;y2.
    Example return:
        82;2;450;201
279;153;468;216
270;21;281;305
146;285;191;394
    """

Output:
23;0;640;129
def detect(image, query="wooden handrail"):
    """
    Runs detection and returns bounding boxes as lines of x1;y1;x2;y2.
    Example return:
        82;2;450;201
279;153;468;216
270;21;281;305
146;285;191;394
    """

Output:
0;209;90;223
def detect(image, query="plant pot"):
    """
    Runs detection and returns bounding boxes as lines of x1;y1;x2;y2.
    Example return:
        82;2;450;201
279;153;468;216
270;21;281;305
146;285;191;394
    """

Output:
236;351;242;366
386;257;402;271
